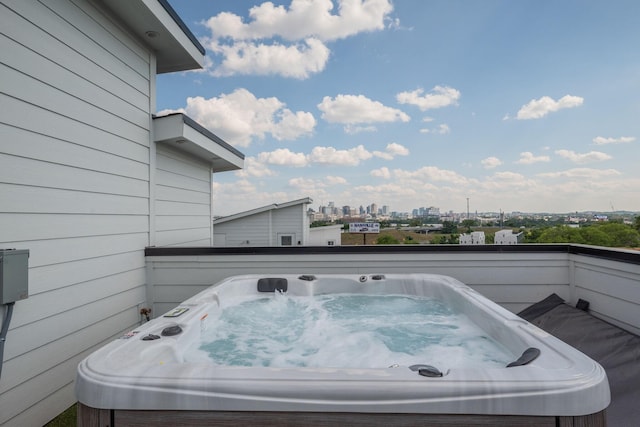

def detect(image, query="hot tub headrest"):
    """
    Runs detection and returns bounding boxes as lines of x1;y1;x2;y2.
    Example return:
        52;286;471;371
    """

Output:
257;278;288;293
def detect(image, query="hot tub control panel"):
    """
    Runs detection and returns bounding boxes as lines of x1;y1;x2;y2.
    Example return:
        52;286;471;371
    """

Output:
0;249;29;304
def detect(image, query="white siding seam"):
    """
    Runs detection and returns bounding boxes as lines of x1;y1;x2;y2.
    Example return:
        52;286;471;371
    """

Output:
0;31;148;117
0;181;150;200
6;300;143;362
0;92;149;149
62;0;150;73
1;62;149;134
34;0;150;83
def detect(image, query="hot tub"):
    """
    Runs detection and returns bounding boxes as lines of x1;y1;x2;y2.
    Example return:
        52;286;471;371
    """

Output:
76;274;609;426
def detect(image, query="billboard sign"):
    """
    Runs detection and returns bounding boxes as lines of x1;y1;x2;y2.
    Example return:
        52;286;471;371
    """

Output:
349;222;380;233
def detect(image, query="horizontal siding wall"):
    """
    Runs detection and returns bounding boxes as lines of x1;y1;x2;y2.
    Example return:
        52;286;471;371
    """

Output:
214;212;273;246
146;251;571;316
571;253;640;335
155;144;212;247
0;0;151;425
272;204;303;245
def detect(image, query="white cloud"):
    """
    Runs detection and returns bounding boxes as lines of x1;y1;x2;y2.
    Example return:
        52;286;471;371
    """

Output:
481;157;502;169
308;145;373;166
318;94;410;125
478;172;539;192
538;168;621;179
257;148;308;167
373;142;409;160
235;157;276;178
208;38;330;79
555;149;612;164
592;136;635;145
385;142;409;156
420;123;450;135
171;88;315;147
203;0;394;78
353;183;419;198
396;86;461;111
437;124;450;134
515;152;550;164
213;179;255;195
289;177;326;190
394;166;469;185
371;166;391;179
516;95;584;120
344;124;377;134
205;0;393;42
325;175;347;185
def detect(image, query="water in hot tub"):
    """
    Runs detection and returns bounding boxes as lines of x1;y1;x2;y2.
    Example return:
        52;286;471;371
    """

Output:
186;293;514;369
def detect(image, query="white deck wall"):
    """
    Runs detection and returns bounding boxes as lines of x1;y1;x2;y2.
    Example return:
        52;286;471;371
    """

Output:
146;249;640;336
155;144;213;247
0;0;152;424
146;251;571;316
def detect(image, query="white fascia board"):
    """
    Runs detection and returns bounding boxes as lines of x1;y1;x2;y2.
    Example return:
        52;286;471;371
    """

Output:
99;0;205;73
214;198;313;225
153;114;244;172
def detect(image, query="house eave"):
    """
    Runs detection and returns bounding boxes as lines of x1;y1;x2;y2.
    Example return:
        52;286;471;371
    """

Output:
98;0;205;73
153;113;244;172
213;197;314;225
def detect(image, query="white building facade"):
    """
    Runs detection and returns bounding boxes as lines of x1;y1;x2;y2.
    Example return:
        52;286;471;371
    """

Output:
213;198;313;247
0;1;242;425
459;231;486;245
308;224;343;246
495;230;524;245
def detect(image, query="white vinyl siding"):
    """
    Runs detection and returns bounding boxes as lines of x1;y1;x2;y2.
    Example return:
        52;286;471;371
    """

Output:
155;144;213;246
0;0;152;425
273;205;303;245
214;212;273;246
213;202;310;247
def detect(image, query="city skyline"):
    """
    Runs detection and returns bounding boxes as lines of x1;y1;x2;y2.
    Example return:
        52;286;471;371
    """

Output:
159;0;640;216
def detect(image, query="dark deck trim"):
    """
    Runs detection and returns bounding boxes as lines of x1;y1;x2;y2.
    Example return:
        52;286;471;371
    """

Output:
145;244;640;265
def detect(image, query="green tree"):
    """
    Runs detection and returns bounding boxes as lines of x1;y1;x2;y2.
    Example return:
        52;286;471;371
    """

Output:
460;219;477;233
431;234;458;244
376;235;400;244
441;221;458;234
523;227;547;243
578;226;612;247
596;223;640;247
536;226;585;244
634;216;640;232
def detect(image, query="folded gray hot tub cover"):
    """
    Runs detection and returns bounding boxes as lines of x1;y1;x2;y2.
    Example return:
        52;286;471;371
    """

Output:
519;294;640;427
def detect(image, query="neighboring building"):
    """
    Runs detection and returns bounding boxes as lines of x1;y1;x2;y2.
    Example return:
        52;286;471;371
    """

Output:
495;230;524;245
459;231;486;245
213;198;313;247
0;1;243;425
309;224;343;246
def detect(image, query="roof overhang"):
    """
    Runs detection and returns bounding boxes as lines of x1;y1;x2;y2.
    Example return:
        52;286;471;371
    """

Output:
214;198;313;224
97;0;205;73
154;114;244;172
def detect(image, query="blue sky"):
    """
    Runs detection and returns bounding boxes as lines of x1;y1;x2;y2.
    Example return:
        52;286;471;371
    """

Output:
158;0;639;216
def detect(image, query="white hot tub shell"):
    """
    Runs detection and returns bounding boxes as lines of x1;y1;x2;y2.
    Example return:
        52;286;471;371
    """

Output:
75;274;610;425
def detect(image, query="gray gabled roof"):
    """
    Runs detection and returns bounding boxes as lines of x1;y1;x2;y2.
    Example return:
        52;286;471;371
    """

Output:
214;198;313;225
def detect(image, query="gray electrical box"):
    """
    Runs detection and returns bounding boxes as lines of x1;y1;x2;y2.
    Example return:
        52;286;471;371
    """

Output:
0;249;29;304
